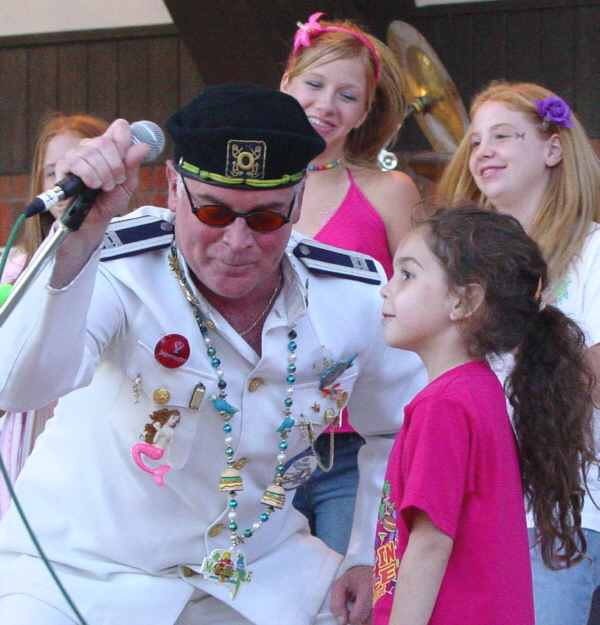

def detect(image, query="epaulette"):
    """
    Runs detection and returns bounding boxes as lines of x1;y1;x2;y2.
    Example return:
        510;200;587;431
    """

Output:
101;215;174;261
293;239;382;285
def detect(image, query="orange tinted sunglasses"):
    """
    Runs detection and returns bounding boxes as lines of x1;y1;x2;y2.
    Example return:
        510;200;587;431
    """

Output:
180;175;294;232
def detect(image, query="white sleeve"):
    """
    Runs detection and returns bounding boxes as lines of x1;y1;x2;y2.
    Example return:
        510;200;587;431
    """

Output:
582;227;600;347
0;249;125;410
338;316;426;573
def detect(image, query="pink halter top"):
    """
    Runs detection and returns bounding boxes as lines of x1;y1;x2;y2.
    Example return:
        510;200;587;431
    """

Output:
315;168;393;278
314;169;393;433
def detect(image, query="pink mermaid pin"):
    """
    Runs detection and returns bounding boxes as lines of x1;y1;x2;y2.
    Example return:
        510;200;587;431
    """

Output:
132;408;181;486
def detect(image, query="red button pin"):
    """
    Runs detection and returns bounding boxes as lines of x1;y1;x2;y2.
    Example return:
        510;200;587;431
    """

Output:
154;334;190;369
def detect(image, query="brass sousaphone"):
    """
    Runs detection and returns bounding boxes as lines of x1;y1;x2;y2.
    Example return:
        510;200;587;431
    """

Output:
378;20;469;172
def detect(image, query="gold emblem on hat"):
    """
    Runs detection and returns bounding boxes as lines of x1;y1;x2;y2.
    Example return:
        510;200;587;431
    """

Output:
226;140;267;179
236;151;255;171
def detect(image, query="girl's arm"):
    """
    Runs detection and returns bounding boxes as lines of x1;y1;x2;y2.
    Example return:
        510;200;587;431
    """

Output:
389;510;453;625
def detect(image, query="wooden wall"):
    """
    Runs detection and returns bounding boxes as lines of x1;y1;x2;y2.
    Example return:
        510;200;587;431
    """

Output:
0;24;203;176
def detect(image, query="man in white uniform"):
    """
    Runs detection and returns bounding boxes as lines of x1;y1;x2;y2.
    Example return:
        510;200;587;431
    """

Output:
0;84;425;625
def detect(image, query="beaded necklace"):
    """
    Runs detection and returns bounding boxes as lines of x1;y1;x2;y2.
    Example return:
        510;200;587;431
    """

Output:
306;158;342;173
168;244;298;596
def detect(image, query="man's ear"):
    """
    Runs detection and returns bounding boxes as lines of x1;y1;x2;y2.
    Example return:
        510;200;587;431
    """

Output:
280;73;290;93
165;160;178;213
290;180;306;225
449;283;485;321
545;134;563;168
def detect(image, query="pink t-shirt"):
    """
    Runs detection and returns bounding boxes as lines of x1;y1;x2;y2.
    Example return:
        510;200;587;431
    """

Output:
372;360;533;625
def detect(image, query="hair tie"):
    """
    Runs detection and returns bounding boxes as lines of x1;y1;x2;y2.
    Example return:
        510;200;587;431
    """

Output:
292;12;381;82
535;96;574;131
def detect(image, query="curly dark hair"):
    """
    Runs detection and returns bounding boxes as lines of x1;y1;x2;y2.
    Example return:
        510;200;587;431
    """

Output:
421;206;597;568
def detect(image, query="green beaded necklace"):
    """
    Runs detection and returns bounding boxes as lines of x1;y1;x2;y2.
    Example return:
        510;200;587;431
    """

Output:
169;244;299;597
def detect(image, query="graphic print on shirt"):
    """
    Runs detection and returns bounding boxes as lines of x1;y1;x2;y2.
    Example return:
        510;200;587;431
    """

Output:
373;479;399;606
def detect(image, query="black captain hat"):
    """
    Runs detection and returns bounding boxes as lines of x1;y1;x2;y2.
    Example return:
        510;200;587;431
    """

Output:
166;83;325;190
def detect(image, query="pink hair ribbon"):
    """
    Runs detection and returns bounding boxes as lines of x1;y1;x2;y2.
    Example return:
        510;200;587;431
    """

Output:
292;12;381;81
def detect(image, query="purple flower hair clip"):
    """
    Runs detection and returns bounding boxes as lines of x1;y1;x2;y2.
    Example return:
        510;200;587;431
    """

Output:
535;96;574;130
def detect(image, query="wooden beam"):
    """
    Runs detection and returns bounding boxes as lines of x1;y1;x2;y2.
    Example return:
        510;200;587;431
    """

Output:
162;0;416;87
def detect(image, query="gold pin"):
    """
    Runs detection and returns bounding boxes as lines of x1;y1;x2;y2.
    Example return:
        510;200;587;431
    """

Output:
297;418;315;443
323;408;337;425
232;457;249;470
336;391;349;410
189;383;206;409
208;523;225;538
181;565;198;577
248;377;264;393
153;387;171;405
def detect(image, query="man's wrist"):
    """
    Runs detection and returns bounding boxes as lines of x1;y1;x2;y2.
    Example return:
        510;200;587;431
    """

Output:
51;224;107;288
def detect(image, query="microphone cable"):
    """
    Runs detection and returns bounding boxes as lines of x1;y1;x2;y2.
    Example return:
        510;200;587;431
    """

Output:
0;216;90;624
0;448;89;625
0;213;26;285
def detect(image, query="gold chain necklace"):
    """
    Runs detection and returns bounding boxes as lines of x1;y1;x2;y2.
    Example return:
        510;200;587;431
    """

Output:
239;269;283;336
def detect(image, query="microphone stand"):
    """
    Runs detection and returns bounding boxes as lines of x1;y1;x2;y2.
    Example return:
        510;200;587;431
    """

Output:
0;187;100;326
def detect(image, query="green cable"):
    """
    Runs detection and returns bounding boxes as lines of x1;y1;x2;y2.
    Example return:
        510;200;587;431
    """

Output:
0;212;89;624
0;212;27;282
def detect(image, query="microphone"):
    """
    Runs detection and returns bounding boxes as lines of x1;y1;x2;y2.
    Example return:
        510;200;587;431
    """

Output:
24;120;165;218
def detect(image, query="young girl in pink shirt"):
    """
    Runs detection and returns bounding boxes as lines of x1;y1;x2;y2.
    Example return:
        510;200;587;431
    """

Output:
374;206;596;625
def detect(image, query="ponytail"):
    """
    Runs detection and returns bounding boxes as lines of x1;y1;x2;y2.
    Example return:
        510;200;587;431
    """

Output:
420;206;597;568
508;304;596;568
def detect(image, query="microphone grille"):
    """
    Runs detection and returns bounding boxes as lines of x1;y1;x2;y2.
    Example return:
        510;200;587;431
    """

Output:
131;120;166;163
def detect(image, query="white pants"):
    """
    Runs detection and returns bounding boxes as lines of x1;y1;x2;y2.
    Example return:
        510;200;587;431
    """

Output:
0;591;337;625
0;595;77;625
179;590;335;625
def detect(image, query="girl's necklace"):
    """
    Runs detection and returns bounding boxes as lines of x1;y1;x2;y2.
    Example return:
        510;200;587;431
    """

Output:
306;158;342;173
